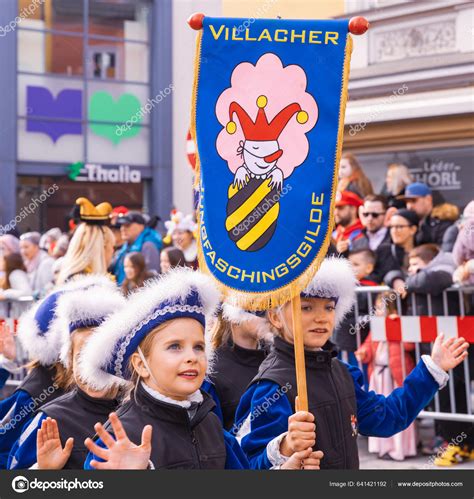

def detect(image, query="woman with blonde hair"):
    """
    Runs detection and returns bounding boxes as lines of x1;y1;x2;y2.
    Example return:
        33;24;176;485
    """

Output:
338;153;374;198
56;198;115;285
383;163;413;208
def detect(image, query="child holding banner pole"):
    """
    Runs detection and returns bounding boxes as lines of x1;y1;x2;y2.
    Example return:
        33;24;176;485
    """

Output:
234;257;469;469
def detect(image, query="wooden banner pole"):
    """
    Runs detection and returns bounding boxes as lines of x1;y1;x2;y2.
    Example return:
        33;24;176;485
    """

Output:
291;293;308;412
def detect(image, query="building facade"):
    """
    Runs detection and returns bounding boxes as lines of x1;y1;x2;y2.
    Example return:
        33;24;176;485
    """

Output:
0;0;172;232
1;0;471;234
341;0;474;206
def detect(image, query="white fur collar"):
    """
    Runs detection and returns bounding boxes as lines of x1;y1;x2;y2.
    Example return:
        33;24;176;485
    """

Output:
140;382;203;408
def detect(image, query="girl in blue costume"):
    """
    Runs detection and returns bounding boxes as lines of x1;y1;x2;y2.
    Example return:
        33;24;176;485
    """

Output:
0;275;103;468
0;295;66;469
80;268;321;470
234;257;469;470
8;274;125;469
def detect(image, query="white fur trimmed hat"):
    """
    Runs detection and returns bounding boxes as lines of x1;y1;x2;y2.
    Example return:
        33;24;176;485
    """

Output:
300;257;356;326
17;274;124;367
163;211;197;244
78;268;221;391
221;303;266;324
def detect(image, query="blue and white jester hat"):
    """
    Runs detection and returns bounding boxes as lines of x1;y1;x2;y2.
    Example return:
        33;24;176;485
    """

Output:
17;274;124;367
78;268;221;391
299;257;356;327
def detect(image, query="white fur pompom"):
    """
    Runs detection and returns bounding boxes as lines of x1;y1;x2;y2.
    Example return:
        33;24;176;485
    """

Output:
301;257;356;326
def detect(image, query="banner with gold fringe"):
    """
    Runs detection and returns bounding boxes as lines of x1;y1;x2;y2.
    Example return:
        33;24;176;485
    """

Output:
191;17;353;310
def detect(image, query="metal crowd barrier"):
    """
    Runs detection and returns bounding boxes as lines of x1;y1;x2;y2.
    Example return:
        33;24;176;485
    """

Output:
346;285;474;423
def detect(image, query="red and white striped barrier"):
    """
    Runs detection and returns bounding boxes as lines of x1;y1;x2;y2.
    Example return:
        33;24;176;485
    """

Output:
370;316;474;343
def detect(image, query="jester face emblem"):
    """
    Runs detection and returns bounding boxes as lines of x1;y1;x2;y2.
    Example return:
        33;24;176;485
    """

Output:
215;53;318;251
227;96;308;191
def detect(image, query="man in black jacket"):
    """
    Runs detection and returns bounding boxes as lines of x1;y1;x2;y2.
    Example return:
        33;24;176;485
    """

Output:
398;182;453;246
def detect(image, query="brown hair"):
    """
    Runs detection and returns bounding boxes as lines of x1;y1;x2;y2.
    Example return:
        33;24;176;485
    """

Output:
375;292;398;316
349;248;376;266
162;246;187;269
210;312;232;350
408;244;440;264
339;153;374;197
122;252;155;294
26;360;74;392
2;253;26;289
363;194;388;211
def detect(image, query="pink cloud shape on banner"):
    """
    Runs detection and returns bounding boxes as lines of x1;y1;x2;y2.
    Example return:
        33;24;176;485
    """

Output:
215;53;318;179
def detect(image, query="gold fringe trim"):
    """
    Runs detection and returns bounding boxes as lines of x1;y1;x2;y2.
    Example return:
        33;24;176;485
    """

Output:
191;30;203;190
192;31;353;311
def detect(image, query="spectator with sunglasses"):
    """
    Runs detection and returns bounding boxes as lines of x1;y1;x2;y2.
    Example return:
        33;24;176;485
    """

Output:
353;195;392;252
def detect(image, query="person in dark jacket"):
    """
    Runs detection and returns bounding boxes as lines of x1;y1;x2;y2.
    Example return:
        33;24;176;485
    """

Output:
406;245;472;465
379;163;412;209
372;209;419;288
0;275;116;468
406;244;458;315
398;183;453;247
234;257;469;470
8;276;126;469
202;304;270;431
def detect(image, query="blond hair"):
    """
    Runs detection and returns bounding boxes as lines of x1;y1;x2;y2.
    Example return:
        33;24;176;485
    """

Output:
210;312;232;350
57;224;114;285
387;163;412;195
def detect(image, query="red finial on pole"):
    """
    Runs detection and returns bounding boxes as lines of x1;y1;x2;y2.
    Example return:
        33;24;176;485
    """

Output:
188;12;205;30
348;16;369;35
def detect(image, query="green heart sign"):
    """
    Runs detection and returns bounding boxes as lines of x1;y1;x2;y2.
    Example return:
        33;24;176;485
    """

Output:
89;91;142;145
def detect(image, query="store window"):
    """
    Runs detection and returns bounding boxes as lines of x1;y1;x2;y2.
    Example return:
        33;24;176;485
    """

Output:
17;0;151;168
88;0;149;41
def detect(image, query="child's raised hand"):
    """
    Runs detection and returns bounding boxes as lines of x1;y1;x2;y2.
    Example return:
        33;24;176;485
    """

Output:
0;322;16;361
280;397;316;456
431;333;469;372
84;412;152;470
37;417;74;470
280;447;324;470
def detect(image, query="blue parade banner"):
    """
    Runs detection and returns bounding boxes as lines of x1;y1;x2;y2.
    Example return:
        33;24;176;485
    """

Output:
192;17;353;309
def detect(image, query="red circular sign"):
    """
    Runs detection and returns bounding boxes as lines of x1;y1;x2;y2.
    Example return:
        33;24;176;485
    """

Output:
186;129;196;170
